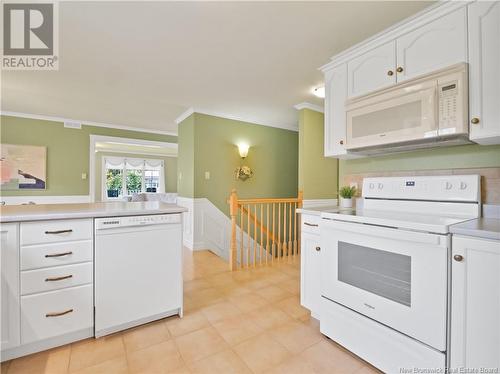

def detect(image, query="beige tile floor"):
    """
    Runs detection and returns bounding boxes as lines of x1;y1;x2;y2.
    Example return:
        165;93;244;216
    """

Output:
1;248;380;374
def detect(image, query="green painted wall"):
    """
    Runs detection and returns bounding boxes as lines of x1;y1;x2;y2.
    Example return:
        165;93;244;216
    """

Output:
0;115;177;196
94;152;177;201
339;144;500;181
177;113;298;216
298;109;338;199
177;114;195;198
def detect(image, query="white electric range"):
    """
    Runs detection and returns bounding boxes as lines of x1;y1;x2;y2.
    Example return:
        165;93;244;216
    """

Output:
319;175;480;373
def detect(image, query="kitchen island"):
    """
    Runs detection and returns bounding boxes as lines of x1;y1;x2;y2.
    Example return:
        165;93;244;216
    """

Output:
1;201;186;361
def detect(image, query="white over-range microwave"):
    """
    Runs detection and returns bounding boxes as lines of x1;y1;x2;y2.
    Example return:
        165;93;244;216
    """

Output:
345;63;470;155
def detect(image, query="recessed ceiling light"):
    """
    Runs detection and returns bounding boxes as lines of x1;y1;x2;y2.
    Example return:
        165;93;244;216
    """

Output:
313;86;325;98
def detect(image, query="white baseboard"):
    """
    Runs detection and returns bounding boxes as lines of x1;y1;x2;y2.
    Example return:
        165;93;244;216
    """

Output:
302;198;338;208
0;195;91;205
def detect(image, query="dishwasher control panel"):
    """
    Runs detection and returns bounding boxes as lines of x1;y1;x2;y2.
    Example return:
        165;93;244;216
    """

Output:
95;214;181;229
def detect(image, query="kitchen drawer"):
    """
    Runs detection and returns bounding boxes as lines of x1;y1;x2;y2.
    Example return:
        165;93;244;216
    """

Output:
301;214;321;235
21;262;93;295
21;240;92;270
21;284;93;344
21;219;92;246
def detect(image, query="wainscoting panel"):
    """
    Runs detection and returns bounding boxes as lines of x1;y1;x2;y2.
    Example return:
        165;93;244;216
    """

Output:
176;196;257;263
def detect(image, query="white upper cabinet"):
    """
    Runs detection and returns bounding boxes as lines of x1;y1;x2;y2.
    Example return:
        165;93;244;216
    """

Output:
396;7;467;82
324;63;349;158
1;223;20;351
468;1;500;145
347;41;396;97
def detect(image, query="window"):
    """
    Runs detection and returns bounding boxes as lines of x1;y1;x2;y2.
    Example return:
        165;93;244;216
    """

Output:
144;169;160;192
103;157;164;200
105;168;123;198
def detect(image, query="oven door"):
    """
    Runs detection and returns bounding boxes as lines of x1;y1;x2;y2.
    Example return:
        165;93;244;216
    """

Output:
320;219;448;351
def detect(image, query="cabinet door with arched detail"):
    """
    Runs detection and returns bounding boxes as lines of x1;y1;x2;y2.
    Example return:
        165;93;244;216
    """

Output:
396;7;467;82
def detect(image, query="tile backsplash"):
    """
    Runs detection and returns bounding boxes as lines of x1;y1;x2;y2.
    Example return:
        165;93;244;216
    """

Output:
342;167;500;204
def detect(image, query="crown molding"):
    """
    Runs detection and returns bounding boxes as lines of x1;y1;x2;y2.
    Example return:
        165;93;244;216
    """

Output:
174;107;195;125
0;111;178;136
293;102;324;113
188;108;298;132
174;107;299;132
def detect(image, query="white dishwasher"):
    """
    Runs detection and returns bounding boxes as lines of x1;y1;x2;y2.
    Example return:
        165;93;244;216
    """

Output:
94;214;182;337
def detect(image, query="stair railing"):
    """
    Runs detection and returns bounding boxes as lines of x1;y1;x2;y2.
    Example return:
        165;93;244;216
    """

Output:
228;189;303;270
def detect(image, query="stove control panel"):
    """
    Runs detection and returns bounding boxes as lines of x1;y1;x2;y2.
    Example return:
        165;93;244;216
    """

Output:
363;175;480;202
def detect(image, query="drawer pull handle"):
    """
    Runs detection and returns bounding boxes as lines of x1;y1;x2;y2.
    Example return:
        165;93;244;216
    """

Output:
45;274;73;282
45;229;73;235
45;251;73;258
304;222;319;227
46;309;73;318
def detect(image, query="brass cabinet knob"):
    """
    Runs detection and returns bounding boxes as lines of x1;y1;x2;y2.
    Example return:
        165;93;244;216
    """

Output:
454;254;464;262
387;70;394;76
471;117;480;124
396;67;404;73
315;246;321;252
339;140;344;145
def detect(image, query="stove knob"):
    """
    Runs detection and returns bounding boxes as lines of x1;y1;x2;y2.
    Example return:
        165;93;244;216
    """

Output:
378;183;383;190
445;182;453;190
460;182;467;190
369;183;375;189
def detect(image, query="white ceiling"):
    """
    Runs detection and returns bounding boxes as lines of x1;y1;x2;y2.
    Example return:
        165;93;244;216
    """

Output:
1;1;432;134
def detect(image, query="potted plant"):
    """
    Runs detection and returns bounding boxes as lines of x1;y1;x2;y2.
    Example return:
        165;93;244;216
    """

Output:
339;186;356;208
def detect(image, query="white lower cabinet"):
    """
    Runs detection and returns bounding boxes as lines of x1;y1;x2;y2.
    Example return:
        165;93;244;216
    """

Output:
450;235;500;370
21;285;93;344
1;219;94;361
300;214;321;318
1;223;20;351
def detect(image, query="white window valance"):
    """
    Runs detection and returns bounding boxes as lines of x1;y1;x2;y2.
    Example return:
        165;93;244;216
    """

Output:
104;157;164;170
102;156;165;200
145;159;163;169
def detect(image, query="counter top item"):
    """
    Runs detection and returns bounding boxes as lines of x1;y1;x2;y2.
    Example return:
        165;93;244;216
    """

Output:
450;218;500;241
0;202;187;223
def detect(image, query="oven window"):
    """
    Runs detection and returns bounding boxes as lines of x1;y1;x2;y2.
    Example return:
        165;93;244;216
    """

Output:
338;241;411;307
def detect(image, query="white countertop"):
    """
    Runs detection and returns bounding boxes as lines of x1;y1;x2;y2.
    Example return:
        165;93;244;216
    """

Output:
450;218;500;241
296;205;341;216
0;201;187;223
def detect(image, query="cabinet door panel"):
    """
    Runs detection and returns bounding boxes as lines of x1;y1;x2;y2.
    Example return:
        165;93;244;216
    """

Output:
450;236;500;369
468;1;500;144
1;223;20;351
396;7;467;82
325;64;347;157
300;231;321;318
347;41;396;97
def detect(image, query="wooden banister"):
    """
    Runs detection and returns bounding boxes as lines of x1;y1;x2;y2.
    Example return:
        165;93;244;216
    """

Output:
228;190;303;270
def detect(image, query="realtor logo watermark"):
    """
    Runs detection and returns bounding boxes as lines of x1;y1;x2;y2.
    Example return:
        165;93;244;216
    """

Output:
2;1;59;70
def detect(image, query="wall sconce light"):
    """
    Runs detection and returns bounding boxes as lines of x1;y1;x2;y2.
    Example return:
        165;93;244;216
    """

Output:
238;143;250;159
235;143;253;181
313;86;325;98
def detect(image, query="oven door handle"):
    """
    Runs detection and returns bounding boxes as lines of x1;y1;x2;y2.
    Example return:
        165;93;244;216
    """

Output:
322;219;443;245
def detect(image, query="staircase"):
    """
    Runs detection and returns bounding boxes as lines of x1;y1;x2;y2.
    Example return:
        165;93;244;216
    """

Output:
228;190;303;270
